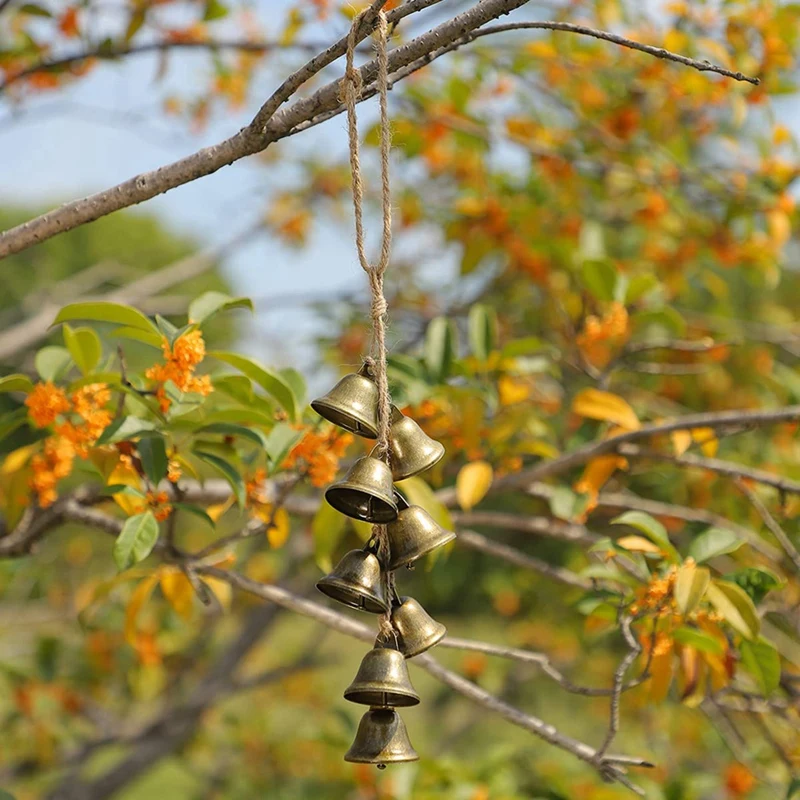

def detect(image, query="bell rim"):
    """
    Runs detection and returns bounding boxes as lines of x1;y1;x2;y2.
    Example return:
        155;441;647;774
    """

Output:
316;576;389;614
389;440;446;481
386;529;457;571
343;684;421;707
310;398;379;439
399;625;447;658
344;708;420;764
344;750;420;764
325;483;399;523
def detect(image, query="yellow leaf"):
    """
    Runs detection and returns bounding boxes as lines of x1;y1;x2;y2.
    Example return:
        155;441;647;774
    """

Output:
266;507;290;549
674;561;711;614
124;572;160;646
108;463;144;516
498;375;531;406
160;569;194;621
173;454;199;481
767;209;791;248
456;461;493;510
206;496;234;522
202;576;232;611
691;427;718;457
574;454;628;505
671;429;692;456
0;444;39;475
572;388;640;430
648;650;674;703
616;535;663;554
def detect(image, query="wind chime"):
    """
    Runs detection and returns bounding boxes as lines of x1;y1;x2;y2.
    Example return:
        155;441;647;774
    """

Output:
310;10;455;769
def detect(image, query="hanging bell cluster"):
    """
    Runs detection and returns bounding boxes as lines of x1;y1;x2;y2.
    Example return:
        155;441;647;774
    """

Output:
312;363;454;767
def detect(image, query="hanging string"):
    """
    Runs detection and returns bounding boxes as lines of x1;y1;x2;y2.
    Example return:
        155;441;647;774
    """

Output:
341;9;395;636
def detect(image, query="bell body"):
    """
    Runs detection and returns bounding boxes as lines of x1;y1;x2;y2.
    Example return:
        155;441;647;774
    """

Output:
344;708;419;765
345;646;420;707
386;504;456;571
316;550;388;613
388;406;445;481
310;366;379;439
325;456;398;523
391;596;446;658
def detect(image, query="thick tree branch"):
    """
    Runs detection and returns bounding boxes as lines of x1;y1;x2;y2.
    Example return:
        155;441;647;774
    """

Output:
0;0;755;260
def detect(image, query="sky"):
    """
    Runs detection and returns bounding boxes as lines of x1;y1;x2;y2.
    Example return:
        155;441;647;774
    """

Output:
1;1;798;375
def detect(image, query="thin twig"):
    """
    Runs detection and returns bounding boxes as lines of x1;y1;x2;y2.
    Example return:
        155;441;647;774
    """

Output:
735;478;800;573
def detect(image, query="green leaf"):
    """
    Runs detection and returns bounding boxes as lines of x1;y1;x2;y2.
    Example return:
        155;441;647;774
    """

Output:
706;580;760;640
672;626;724;656
0;789;17;800
581;259;617;302
198;422;268;450
111;326;163;349
209;351;298;421
578;220;605;261
137;435;168;485
172;503;216;529
425;316;457;383
395;476;453;531
279;367;307;410
611;511;679;562
0;374;34;394
468;304;497;361
19;3;51;16
189;291;252;325
113;512;159;571
35;346;72;382
154;314;180;345
549;486;580;521
0;408;28;440
203;0;229;21
101;484;146;498
194;450;245;508
728;567;783;604
265;423;304;473
125;8;146;41
688;527;745;563
203;407;276;428
63;324;102;376
54;302;157;334
96;416;156;445
787;778;800;799
312;501;347;573
740;637;780;695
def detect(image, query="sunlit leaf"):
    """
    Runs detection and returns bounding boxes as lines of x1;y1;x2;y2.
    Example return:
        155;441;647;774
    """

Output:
63;324;102;376
455;460;493;510
425;316;457;383
114;512;159;571
54;302;157;333
688;527;744;564
706;580;760;641
124;572;160;646
740;637;780;695
673;626;724;656
35;346;72;382
396;476;453;530
189;291;252;325
572;388;640;430
0;374;34;394
194;450;245;508
674;562;710;614
160;569;195;621
611;511;679;561
468;304;497;361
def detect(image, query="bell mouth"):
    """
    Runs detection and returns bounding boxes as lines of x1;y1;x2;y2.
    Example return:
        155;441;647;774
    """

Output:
316;578;388;614
344;688;420;707
310;399;378;439
325;486;398;523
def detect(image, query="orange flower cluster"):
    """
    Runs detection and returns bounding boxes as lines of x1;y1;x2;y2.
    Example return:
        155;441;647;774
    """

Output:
145;330;213;412
246;467;270;506
283;427;353;487
26;382;112;506
145;491;173;522
576;302;630;369
630;567;678;617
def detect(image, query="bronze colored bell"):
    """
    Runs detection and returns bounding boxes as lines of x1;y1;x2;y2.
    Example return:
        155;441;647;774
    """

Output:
386;493;456;571
391;596;446;658
310;364;379;439
344;645;420;707
325;455;398;523
316;549;389;613
388;405;445;481
344;707;419;765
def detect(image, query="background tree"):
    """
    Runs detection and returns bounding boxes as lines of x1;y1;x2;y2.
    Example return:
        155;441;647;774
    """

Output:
0;1;798;799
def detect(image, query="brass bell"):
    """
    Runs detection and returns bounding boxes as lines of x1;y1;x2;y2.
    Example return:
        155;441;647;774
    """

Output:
344;707;419;765
316;549;389;613
345;645;420;707
325;455;398;523
386;493;456;571
388;405;445;481
391;596;446;658
310;364;379;439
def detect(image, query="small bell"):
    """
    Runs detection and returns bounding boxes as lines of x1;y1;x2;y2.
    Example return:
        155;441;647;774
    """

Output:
325;455;398;523
391;596;446;658
310;364;379;439
344;707;419;765
345;645;420;707
316;549;389;613
388;405;445;481
386;492;456;571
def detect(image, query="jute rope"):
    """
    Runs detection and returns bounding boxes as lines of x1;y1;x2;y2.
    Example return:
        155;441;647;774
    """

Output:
341;9;395;635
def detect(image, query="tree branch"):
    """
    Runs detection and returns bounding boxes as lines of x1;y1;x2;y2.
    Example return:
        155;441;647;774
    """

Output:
0;0;756;259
